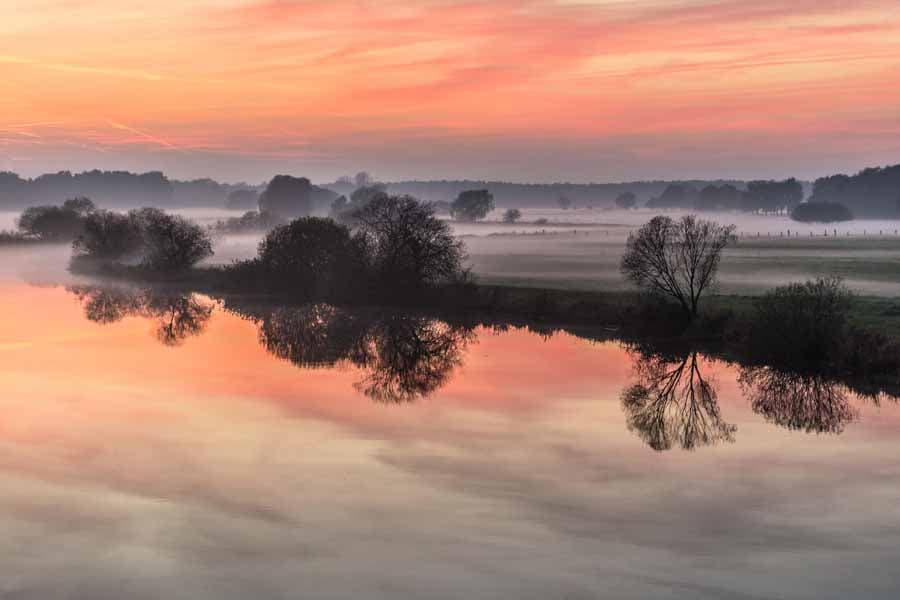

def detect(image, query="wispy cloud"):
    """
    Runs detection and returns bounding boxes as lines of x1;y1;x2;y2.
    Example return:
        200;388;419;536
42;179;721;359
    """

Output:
0;0;898;180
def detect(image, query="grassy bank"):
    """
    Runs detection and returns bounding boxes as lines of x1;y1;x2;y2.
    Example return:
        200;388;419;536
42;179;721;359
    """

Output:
69;257;900;340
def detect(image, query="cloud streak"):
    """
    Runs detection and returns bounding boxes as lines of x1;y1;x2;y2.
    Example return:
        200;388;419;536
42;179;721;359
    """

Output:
0;0;898;180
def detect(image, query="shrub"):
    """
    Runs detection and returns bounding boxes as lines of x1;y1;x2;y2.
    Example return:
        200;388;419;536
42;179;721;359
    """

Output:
132;208;213;270
17;201;93;242
73;210;144;259
747;277;852;367
791;202;853;223
354;195;467;295
258;175;315;218
212;210;285;234
450;189;494;222
249;217;368;300
503;208;522;223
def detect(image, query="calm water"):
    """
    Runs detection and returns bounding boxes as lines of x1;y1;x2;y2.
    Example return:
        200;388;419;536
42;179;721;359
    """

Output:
2;280;900;599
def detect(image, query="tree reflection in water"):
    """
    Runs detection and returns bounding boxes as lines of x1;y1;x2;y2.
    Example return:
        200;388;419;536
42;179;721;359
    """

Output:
234;303;475;403
738;367;857;434
68;285;214;346
621;351;736;451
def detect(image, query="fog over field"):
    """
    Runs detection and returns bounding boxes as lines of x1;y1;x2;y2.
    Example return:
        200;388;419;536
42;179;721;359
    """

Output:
9;205;897;297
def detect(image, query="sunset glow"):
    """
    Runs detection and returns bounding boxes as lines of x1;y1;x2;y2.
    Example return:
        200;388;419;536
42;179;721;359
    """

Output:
2;0;900;181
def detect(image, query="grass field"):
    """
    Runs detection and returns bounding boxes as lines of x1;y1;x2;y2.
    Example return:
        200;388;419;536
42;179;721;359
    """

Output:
465;229;900;297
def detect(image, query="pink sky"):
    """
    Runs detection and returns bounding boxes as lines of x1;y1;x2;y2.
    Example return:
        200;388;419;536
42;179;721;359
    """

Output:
2;0;899;183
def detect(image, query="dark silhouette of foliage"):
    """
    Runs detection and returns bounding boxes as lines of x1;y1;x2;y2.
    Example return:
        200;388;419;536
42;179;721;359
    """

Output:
131;208;213;270
646;184;698;209
746;278;852;368
331;184;388;224
241;217;368;301
354;171;374;188
791;202;853;223
354;194;467;295
502;208;522;223
68;285;213;346
236;303;474;403
621;215;736;318
61;196;96;215
738;368;857;434
17;197;98;242
450;189;494;222
73;209;144;259
258;175;316;218
621;350;735;451
809;164;900;218
353;314;473;403
614;191;637;209
212;210;285;234
741;179;803;213
696;184;741;211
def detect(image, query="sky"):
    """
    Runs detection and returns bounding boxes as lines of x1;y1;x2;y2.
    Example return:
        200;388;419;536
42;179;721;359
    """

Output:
1;0;900;184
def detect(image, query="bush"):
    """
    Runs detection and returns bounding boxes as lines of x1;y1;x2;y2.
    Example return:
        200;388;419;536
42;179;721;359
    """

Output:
791;202;853;223
354;195;467;296
17;199;95;242
258;175;315;218
246;217;368;301
212;210;285;234
131;208;213;270
503;208;522;223
450;189;494;222
330;184;388;225
747;278;852;367
73;210;144;259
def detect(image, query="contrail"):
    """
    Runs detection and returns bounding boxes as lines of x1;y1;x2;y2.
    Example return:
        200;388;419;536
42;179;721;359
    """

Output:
105;119;185;152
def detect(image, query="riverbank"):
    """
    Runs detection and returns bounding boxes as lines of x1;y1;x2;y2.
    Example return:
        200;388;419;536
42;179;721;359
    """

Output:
70;256;900;341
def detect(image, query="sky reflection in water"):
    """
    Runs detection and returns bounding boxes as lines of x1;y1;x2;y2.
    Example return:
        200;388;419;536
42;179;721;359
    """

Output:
1;283;900;599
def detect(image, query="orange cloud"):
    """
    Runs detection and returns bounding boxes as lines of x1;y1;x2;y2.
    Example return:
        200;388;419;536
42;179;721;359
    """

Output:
1;0;898;181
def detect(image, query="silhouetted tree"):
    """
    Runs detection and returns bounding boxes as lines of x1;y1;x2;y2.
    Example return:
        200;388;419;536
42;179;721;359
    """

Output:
62;196;96;215
73;209;144;259
354;315;473;403
622;351;735;451
17;197;96;242
621;215;736;318
236;303;473;403
809;164;900;218
68;285;213;346
354;194;467;295
331;184;388;224
131;208;213;270
696;184;740;211
503;208;522;223
791;202;853;223
211;210;285;234
615;192;637;209
450;190;494;222
249;217;368;301
354;171;374;188
645;184;698;209
739;367;856;434
746;278;852;368
741;179;803;213
258;175;315;218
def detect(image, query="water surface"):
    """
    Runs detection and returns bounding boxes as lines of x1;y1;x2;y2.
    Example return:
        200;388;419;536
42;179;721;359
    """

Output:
2;281;900;599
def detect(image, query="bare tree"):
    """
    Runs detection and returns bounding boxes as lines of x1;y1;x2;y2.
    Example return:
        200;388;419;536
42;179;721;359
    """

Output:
353;194;467;294
621;351;735;451
621;215;736;318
